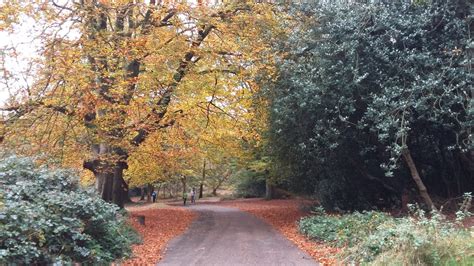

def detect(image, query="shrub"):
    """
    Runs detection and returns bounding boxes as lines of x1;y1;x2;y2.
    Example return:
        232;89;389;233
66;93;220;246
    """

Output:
0;156;140;264
299;209;391;247
299;202;473;265
348;206;474;265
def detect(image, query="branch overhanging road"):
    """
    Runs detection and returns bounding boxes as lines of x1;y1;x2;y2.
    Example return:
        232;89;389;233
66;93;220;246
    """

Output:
158;204;318;266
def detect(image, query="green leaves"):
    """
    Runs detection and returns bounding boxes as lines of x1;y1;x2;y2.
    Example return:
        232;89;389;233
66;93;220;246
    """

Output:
265;1;472;209
0;156;140;264
299;206;473;264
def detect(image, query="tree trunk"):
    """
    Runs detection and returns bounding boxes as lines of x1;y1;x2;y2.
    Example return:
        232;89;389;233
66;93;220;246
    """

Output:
402;149;436;211
199;183;204;199
181;176;187;196
92;162;127;208
156;185;161;199
200;159;206;199
146;183;154;203
140;187;145;201
84;143;129;208
265;178;273;200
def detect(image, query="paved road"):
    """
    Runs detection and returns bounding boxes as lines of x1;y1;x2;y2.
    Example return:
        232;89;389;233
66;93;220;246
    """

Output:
158;205;318;266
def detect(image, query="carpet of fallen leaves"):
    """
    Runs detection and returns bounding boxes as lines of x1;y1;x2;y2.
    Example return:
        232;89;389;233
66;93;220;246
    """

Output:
219;199;340;265
123;204;196;265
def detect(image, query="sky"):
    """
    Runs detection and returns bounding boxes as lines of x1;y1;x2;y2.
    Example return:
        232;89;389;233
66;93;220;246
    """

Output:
0;15;40;106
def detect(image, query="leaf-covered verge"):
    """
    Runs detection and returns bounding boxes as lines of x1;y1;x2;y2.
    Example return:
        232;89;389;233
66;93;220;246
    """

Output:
124;204;196;264
299;197;474;265
0;156;140;264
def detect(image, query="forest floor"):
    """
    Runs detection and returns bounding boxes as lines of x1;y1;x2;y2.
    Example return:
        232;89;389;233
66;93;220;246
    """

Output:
124;197;338;265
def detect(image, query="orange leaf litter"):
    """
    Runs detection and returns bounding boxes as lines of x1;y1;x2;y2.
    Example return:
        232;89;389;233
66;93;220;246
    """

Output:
219;199;340;265
123;206;196;265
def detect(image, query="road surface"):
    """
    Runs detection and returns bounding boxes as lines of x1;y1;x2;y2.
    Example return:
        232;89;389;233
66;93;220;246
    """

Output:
158;204;318;266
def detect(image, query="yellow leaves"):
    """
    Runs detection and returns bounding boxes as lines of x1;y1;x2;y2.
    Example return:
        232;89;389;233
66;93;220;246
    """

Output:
1;0;287;187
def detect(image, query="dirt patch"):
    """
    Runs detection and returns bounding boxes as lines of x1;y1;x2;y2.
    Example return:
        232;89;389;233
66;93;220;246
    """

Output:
218;199;340;265
123;205;196;264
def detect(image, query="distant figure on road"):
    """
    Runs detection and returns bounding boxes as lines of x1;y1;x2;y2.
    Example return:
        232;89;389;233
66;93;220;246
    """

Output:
152;191;157;203
183;191;188;206
191;188;196;204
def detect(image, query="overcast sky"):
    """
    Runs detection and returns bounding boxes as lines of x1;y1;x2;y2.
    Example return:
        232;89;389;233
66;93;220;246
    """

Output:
0;14;40;106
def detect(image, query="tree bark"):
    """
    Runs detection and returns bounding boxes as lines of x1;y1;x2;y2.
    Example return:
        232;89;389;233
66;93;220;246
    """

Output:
181;176;187;196
140;187;146;201
146;183;154;203
199;183;204;199
199;160;206;199
265;179;273;200
402;149;436;211
89;161;128;208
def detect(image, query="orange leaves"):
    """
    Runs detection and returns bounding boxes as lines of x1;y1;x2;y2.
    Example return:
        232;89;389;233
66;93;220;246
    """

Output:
124;206;196;264
220;199;340;266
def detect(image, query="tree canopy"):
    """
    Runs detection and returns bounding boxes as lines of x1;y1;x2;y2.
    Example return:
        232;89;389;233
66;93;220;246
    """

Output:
264;0;472;210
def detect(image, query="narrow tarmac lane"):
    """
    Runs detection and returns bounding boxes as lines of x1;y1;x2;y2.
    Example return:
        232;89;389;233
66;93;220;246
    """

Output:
158;205;318;266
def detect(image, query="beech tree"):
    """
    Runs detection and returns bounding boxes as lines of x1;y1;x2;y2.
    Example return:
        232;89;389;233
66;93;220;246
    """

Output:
0;1;279;207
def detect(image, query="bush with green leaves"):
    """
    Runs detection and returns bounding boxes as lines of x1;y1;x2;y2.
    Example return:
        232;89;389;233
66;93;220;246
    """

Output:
299;209;391;248
299;198;473;265
0;156;140;264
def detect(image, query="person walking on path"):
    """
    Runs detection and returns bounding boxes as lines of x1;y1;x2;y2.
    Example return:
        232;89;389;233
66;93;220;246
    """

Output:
152;191;157;203
191;188;196;204
183;191;188;206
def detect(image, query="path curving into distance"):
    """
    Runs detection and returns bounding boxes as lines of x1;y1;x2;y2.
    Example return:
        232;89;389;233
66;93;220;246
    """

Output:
158;204;318;266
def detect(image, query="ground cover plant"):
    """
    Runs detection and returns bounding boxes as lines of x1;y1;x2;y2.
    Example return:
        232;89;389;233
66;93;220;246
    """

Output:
0;156;139;264
299;196;473;265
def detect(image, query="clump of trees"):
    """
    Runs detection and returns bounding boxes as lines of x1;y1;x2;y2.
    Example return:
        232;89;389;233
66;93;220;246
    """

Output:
0;156;139;264
266;0;472;210
0;1;278;207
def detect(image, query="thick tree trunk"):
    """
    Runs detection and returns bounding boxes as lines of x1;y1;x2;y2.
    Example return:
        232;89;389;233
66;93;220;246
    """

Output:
402;149;436;211
91;162;127;208
85;142;129;208
112;166;124;207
